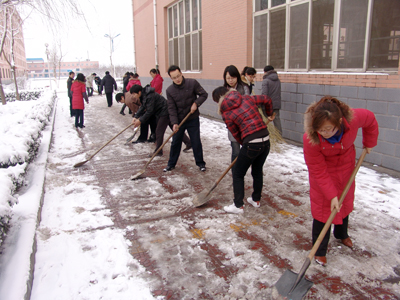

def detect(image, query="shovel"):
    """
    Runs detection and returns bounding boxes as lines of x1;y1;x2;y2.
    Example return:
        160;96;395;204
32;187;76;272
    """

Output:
125;126;140;145
274;148;368;300
130;111;193;180
193;157;237;207
73;123;135;168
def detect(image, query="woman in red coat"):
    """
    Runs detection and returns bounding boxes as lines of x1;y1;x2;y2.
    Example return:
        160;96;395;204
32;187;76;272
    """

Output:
150;68;164;94
303;96;379;266
126;73;141;92
71;73;89;128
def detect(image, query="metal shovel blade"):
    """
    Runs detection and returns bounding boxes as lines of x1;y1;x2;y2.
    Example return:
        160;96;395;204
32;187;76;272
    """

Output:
73;160;88;168
130;169;145;180
274;269;313;300
192;189;212;207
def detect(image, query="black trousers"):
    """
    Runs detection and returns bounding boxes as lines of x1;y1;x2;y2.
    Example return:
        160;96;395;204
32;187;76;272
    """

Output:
137;115;157;141
155;115;191;152
106;93;113;107
74;109;84;128
69;96;75;117
312;216;349;256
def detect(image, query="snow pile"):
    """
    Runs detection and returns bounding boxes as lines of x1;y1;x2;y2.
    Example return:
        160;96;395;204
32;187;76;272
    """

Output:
0;91;56;245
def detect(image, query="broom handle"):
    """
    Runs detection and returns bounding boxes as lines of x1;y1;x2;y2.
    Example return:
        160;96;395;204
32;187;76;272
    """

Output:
144;111;193;168
307;148;368;260
88;123;134;160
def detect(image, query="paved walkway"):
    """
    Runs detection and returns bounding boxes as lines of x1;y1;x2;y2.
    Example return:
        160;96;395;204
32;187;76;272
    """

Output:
47;92;400;299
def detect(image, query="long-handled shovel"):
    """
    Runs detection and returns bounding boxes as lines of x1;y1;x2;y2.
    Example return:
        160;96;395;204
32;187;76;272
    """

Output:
125;126;140;145
193;157;237;207
73;124;135;168
130;111;193;180
274;148;368;300
192;115;275;207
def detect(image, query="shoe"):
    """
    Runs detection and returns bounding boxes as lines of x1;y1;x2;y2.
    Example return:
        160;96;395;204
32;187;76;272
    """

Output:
120;112;125;116
163;166;175;172
199;166;206;172
132;139;146;144
224;203;244;214
79;125;85;128
247;197;260;208
315;256;327;266
147;138;156;143
183;145;192;153
341;237;353;248
149;151;163;157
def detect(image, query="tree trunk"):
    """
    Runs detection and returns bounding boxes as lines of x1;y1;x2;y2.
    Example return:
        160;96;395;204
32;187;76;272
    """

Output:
11;66;19;100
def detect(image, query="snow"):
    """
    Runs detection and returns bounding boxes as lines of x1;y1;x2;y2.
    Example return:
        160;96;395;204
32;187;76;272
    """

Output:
0;78;399;299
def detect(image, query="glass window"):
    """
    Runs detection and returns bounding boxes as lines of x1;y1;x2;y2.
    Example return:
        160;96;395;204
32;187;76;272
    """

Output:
185;35;191;70
192;0;198;31
173;5;178;37
368;0;400;69
179;37;185;69
337;0;368;69
253;13;268;69
185;0;190;33
255;0;268;12
289;3;309;69
272;0;286;7
179;2;184;35
192;32;199;70
270;9;286;69
310;0;335;69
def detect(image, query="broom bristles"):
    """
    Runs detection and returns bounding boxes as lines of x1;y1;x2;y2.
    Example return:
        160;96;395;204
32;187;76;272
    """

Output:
258;107;286;153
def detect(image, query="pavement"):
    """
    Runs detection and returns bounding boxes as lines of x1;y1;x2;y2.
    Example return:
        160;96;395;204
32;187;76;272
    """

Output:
7;91;400;299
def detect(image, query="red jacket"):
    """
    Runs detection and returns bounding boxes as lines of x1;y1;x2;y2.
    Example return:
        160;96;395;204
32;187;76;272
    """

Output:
303;108;379;224
219;90;273;145
71;80;87;110
126;79;141;92
150;74;164;94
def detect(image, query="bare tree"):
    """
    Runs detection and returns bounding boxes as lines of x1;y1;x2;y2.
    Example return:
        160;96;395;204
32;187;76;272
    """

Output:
0;6;9;105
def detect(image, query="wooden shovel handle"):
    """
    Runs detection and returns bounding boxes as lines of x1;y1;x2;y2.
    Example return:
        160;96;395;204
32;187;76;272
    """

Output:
145;111;193;168
308;148;368;260
88;123;134;160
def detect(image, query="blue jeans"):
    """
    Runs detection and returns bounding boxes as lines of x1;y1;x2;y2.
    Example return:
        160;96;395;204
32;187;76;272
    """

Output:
167;117;205;168
232;140;270;207
74;109;84;128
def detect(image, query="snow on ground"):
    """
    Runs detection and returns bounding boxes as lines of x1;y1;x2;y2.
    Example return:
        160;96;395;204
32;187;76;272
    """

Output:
0;79;399;299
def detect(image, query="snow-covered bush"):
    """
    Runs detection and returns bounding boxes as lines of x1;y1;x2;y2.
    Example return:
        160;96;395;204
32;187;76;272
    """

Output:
5;90;44;102
0;90;56;246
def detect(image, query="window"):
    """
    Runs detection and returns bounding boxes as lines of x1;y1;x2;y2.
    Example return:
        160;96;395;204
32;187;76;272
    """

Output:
253;0;400;72
168;0;202;71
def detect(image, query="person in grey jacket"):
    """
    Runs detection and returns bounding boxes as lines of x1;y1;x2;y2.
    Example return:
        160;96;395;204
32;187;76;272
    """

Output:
100;71;117;107
262;65;282;134
163;65;208;172
85;73;96;97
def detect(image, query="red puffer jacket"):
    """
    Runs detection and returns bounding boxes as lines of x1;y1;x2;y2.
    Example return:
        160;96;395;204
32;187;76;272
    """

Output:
126;79;141;92
71;80;87;110
303;108;379;225
150;74;164;94
219;90;273;145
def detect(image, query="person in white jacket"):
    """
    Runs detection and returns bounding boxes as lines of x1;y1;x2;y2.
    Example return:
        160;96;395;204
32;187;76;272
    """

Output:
85;73;96;97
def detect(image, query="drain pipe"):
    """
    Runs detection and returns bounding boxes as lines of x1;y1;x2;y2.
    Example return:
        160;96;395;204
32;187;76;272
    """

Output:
153;0;159;70
132;1;137;73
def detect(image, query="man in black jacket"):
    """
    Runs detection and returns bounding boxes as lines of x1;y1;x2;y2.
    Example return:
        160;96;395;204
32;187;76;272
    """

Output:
100;71;117;107
130;84;191;156
67;71;75;117
163;65;208;172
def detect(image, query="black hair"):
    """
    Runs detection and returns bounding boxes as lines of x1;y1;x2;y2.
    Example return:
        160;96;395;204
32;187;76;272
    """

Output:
133;73;139;79
223;65;244;88
115;93;124;102
76;73;85;82
212;86;229;103
130;84;143;94
105;71;110;75
245;67;256;76
264;65;274;72
69;71;75;76
168;65;181;76
150;68;160;75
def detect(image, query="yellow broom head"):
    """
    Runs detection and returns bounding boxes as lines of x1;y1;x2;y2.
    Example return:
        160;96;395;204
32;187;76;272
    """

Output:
258;107;286;153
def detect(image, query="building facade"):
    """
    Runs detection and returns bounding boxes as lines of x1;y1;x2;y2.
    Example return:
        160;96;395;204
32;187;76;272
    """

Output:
132;0;400;172
0;9;28;82
26;59;100;78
